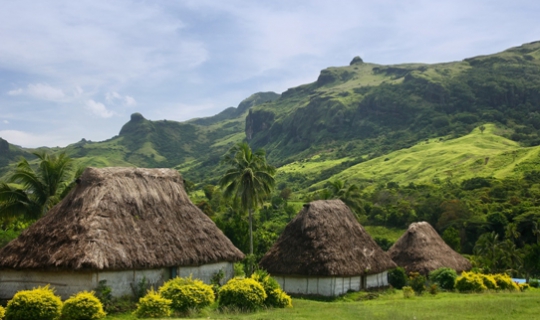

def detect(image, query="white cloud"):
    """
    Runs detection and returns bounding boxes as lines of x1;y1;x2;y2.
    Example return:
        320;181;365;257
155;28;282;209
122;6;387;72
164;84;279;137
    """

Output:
106;91;137;106
106;91;122;103
7;88;23;96
0;1;209;88
0;129;72;148
85;100;114;118
124;95;136;106
3;120;9;124
27;83;65;101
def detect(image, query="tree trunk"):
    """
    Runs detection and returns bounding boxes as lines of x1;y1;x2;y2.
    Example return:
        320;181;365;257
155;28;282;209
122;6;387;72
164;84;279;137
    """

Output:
249;208;253;255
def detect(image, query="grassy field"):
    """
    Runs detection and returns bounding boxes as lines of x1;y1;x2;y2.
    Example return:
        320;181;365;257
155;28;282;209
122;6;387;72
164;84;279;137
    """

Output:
305;124;540;190
104;289;540;320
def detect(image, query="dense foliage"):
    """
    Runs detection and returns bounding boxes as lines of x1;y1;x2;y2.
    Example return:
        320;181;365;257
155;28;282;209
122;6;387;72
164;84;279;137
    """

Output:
429;268;458;290
388;267;408;289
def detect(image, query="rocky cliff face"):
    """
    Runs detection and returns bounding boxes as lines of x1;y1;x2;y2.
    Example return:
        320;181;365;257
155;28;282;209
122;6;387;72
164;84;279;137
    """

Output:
245;109;275;141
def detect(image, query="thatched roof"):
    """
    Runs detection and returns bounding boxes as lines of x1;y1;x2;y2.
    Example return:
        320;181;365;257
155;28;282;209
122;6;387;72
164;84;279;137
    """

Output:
259;200;396;277
388;222;472;275
0;167;244;271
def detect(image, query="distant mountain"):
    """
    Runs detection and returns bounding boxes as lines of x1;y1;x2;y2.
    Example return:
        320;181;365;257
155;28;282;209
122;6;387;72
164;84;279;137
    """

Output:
2;41;540;192
247;41;540;168
0;138;33;176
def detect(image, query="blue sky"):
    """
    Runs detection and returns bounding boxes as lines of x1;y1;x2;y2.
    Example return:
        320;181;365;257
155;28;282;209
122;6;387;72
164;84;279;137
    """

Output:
1;0;539;148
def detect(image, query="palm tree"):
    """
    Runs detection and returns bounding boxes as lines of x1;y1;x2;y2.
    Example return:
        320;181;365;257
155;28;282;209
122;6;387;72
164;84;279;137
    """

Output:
325;179;364;215
219;142;275;256
0;152;80;220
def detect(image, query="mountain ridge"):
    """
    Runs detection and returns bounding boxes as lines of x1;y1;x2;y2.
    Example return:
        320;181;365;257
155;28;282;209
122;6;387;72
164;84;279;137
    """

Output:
2;41;540;191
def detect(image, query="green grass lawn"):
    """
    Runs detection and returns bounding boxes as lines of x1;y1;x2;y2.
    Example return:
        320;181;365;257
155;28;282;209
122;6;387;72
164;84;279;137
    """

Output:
104;289;540;320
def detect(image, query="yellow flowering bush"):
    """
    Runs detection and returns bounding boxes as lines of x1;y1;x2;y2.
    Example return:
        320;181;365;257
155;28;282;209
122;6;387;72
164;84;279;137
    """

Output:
492;274;520;291
218;278;267;311
133;289;172;318
0;305;5;320
5;285;62;320
455;272;487;293
60;291;106;320
159;276;214;312
251;270;292;308
478;273;498;290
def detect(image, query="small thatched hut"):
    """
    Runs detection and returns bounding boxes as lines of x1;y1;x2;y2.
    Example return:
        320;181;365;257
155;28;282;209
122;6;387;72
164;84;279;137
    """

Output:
259;200;396;296
388;221;471;275
0;167;244;299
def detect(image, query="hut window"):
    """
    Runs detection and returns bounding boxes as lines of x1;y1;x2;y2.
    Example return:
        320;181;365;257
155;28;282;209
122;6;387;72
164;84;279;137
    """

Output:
170;267;177;279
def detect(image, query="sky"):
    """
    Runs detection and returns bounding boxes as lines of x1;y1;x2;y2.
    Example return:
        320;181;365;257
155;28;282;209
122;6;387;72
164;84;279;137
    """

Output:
0;0;539;148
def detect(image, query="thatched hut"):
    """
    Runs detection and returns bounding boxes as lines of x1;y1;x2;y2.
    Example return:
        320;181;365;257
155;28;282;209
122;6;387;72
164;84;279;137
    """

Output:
259;200;396;296
388;221;471;275
0;167;244;299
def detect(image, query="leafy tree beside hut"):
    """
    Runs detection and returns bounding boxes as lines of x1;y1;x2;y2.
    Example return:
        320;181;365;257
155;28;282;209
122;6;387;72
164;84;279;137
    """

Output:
0;167;244;299
259;200;396;296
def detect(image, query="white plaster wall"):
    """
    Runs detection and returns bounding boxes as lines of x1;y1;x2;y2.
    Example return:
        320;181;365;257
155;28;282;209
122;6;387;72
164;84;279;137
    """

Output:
0;270;94;300
97;269;167;297
0;262;235;300
366;271;388;289
176;262;234;284
307;278;319;295
276;276;367;296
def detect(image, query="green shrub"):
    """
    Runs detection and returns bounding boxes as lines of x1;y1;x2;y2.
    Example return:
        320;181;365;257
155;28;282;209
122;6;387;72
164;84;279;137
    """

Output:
6;285;62;320
210;269;225;296
455;272;487;292
93;280;112;311
388;267;408;289
429;267;457;290
0;305;5;320
529;279;539;288
408;272;426;295
218;278;267;311
159;276;215;312
61;291;106;320
429;284;438;295
133;289;172;319
519;283;530;291
402;286;414;298
233;263;245;277
250;270;291;308
492;274;520;291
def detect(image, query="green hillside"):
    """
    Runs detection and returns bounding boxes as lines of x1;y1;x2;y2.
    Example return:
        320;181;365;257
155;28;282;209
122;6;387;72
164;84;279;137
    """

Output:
248;41;540;169
2;41;540;192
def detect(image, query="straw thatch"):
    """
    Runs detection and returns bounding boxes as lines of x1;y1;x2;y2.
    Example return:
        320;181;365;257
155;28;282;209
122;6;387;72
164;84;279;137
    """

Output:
388;221;471;275
259;200;396;277
0;167;244;270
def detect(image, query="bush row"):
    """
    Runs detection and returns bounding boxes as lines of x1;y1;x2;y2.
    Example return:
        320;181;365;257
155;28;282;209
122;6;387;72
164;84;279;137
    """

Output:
389;267;526;297
0;271;291;320
2;286;105;320
134;270;292;318
455;272;522;292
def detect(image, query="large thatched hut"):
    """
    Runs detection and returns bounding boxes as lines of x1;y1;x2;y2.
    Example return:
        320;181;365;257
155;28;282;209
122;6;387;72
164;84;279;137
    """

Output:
0;167;244;299
259;200;396;296
388;221;471;275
